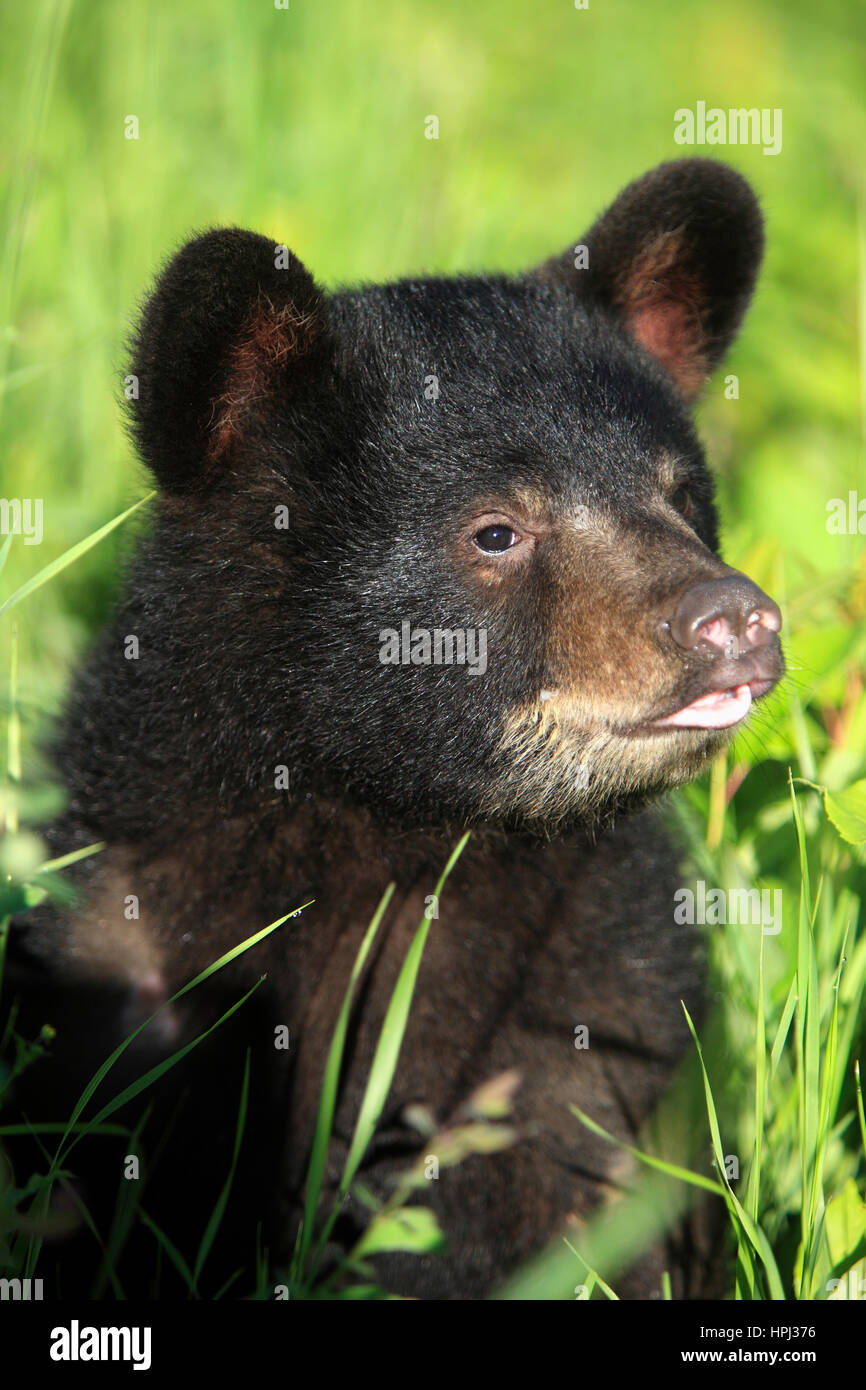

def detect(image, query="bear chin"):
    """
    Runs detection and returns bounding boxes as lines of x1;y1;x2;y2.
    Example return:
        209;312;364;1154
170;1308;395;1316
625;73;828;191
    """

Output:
480;697;729;829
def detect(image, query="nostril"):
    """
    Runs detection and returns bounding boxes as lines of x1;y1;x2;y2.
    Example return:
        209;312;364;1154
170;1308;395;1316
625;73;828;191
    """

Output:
741;604;783;651
699;616;728;648
746;605;782;639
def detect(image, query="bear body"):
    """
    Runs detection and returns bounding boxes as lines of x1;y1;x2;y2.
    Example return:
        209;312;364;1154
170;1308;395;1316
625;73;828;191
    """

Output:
7;159;783;1299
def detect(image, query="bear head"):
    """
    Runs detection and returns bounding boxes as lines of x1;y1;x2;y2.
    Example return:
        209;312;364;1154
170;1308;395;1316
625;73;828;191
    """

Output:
125;157;783;835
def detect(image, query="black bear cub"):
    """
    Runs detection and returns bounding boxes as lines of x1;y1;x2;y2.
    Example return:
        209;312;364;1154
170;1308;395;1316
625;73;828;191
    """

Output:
8;158;783;1299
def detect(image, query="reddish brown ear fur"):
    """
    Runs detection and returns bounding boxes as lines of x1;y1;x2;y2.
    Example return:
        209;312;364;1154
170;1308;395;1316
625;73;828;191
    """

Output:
531;159;764;404
129;228;325;493
210;298;320;462
615;229;707;400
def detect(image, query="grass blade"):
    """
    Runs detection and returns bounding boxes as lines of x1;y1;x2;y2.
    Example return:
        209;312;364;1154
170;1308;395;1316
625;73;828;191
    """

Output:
682;1002;786;1300
295;882;395;1280
192;1050;251;1294
564;1237;619;1300
338;833;470;1196
55;906;306;1158
0;493;154;619
570;1104;726;1196
308;833;470;1279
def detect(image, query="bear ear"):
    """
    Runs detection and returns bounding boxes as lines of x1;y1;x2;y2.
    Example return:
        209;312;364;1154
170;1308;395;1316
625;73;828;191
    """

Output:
129;228;327;492
532;159;764;401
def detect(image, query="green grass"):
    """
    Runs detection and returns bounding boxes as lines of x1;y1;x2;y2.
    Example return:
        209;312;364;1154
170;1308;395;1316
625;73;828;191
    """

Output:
1;0;865;1300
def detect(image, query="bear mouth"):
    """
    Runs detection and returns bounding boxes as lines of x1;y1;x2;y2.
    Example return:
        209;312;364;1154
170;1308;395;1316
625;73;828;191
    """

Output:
640;676;777;734
535;674;778;740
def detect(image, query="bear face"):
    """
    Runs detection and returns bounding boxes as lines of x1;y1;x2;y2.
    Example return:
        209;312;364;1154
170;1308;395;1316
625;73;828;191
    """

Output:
108;157;780;843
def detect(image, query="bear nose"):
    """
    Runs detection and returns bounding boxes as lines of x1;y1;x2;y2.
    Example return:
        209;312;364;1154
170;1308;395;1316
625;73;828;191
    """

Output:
669;576;782;657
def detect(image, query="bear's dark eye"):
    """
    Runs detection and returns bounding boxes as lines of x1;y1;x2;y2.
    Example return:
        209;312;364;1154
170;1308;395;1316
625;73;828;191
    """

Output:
474;524;518;554
671;485;694;520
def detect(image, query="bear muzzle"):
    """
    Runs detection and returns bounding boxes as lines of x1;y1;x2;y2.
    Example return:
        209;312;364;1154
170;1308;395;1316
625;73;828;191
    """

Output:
649;572;783;730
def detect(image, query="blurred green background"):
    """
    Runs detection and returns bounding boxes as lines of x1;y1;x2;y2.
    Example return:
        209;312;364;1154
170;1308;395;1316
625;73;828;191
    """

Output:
1;0;864;719
2;0;866;1303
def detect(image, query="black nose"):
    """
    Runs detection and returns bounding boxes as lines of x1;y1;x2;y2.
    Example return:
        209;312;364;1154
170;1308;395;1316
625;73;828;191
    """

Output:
669;575;782;656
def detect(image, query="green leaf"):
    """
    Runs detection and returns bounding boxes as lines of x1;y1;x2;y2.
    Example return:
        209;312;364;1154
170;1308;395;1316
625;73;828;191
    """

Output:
0;882;48;915
824;1178;866;1300
0;784;65;824
421;1121;518;1167
825;1179;866;1271
354;1206;444;1258
824;780;866;845
0;830;46;880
